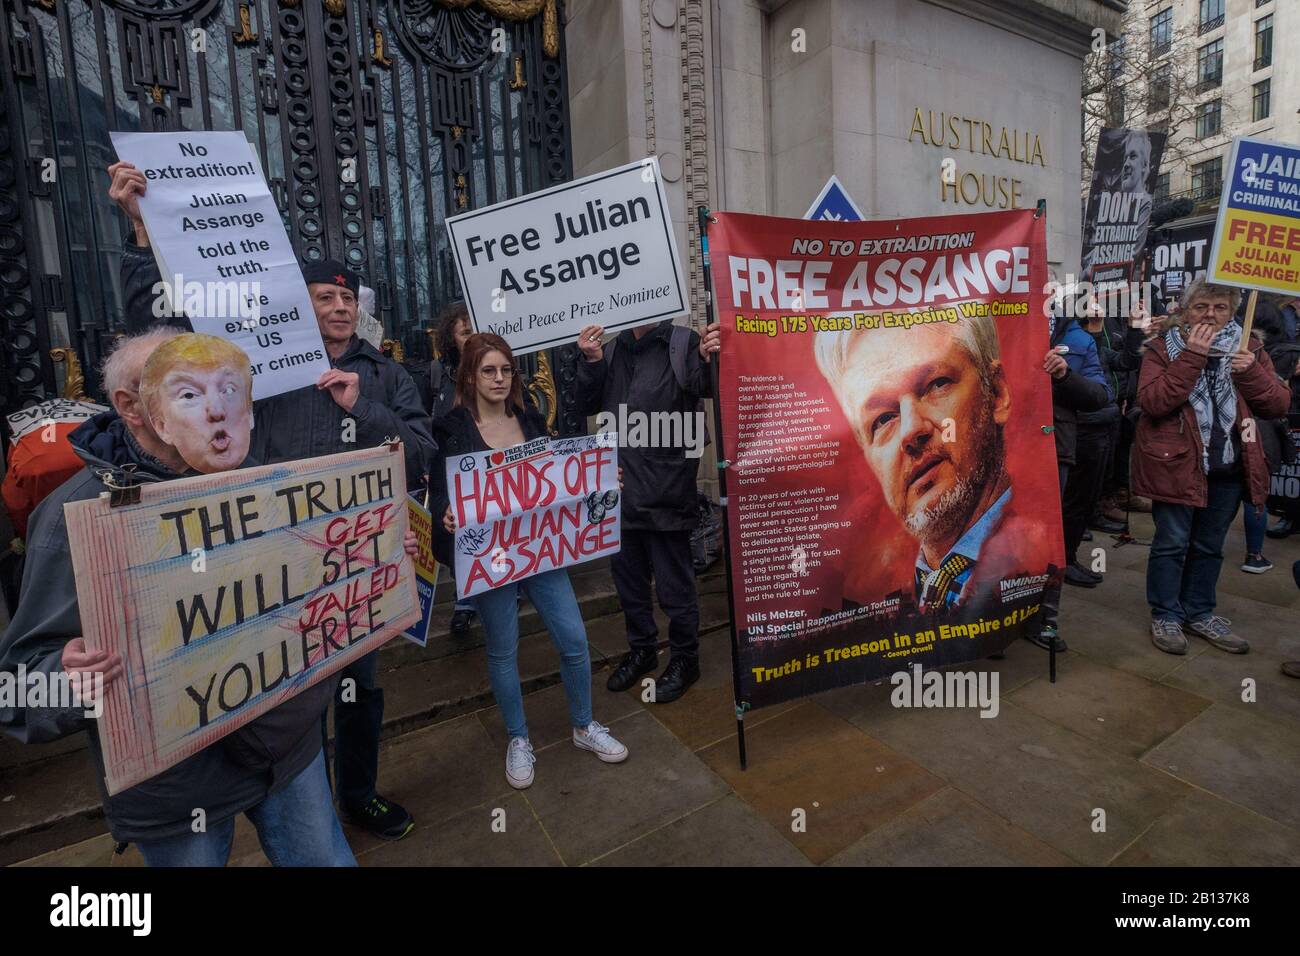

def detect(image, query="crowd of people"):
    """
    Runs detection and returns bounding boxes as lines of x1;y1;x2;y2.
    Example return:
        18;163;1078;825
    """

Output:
0;162;1297;867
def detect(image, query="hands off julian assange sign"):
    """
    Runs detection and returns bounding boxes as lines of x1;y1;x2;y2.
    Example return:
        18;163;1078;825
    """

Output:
445;157;687;355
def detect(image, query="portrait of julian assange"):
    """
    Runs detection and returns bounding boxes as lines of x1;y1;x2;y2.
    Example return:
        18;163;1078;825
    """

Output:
814;313;1061;614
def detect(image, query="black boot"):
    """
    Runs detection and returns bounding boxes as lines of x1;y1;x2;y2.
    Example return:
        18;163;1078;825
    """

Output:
1064;563;1100;588
652;656;700;704
606;648;658;692
450;607;474;637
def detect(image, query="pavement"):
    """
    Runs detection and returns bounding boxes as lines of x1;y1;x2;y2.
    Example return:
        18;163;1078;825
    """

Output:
8;513;1300;867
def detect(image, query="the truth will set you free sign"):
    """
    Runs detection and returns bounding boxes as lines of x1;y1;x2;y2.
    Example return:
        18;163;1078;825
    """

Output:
64;445;419;795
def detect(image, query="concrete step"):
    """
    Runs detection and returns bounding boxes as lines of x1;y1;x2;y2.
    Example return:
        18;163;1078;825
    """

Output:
0;567;731;866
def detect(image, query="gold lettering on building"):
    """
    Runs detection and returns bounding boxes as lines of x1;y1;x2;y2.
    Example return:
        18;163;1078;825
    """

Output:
908;107;1045;210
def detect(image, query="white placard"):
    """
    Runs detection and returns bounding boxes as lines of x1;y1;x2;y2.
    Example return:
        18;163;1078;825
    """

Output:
110;131;329;400
445;157;688;355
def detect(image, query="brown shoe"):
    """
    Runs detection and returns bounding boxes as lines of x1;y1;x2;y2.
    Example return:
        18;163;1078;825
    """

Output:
1282;662;1300;679
1126;494;1152;513
1098;497;1126;523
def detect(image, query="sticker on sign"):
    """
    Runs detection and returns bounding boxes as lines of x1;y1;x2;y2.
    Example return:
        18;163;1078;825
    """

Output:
444;157;688;355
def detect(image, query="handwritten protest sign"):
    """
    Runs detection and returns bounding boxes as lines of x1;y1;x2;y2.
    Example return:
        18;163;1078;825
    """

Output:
448;434;620;599
110;130;329;399
1208;135;1300;297
444;157;687;355
403;495;440;647
65;445;418;795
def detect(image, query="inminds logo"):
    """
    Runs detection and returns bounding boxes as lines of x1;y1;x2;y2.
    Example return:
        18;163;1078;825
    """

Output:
49;886;151;936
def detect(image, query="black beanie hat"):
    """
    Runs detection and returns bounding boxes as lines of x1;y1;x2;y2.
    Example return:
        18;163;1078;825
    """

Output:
301;258;359;295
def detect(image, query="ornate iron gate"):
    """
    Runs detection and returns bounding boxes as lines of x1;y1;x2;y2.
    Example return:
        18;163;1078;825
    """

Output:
0;0;580;432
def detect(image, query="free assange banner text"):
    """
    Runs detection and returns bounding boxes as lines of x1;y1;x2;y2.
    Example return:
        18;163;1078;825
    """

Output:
65;445;419;794
708;208;1064;709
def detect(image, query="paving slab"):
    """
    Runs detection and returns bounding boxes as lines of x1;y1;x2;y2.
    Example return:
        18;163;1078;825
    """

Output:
1112;788;1300;867
519;709;730;866
697;702;946;864
1142;703;1300;831
590;794;811;866
826;786;1075;866
1008;654;1212;758
857;699;1191;865
1159;637;1300;729
357;793;562;866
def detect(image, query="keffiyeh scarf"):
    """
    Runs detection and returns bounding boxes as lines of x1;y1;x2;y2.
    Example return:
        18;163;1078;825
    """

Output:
1164;322;1241;474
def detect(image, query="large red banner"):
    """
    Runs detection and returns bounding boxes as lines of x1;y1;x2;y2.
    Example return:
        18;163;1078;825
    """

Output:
708;208;1063;708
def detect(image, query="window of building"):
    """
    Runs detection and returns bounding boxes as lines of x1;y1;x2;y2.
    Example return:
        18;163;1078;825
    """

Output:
1199;0;1224;34
1150;8;1173;56
1256;0;1271;8
1148;63;1172;112
1197;39;1224;90
1196;99;1222;139
1253;79;1271;122
1255;15;1273;70
1153;172;1170;203
1106;37;1126;80
1192;157;1223;200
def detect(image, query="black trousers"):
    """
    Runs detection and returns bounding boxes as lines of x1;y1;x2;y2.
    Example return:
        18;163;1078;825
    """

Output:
612;528;700;661
1106;413;1136;496
321;650;384;810
1062;423;1113;564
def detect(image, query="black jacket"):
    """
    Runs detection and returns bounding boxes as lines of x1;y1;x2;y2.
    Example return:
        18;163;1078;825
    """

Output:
575;321;711;532
250;335;435;493
1049;317;1111;467
0;412;335;843
1077;323;1144;427
428;404;551;568
121;236;193;333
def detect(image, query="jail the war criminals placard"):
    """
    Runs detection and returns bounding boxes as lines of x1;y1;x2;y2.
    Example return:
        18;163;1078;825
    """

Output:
449;434;620;599
64;445;419;795
707;208;1063;708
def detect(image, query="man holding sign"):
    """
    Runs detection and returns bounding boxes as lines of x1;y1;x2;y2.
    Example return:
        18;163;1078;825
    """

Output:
0;333;417;865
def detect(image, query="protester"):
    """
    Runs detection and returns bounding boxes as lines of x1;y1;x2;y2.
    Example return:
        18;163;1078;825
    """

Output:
1254;298;1300;544
0;332;396;866
1032;286;1110;650
432;333;628;788
1133;279;1290;655
575;318;721;704
107;164;434;840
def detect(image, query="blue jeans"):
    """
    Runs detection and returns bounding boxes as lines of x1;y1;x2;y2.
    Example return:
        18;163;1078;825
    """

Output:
473;568;592;740
136;749;356;867
1148;477;1243;623
1243;502;1268;555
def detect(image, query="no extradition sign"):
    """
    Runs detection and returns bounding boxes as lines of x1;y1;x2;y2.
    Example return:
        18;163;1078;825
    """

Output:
1207;135;1300;297
444;157;688;355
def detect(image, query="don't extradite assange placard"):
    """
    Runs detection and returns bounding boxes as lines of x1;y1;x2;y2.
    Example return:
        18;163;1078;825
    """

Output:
64;446;419;795
444;157;687;355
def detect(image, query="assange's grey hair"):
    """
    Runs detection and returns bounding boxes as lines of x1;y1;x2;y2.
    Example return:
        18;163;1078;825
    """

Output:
100;326;183;412
1181;277;1241;315
814;312;1002;422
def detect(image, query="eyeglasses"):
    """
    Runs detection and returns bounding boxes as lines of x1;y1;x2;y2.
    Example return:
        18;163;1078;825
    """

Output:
1187;301;1232;315
478;365;515;379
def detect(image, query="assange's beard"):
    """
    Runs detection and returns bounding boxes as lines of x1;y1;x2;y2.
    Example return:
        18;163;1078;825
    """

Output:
902;397;1004;547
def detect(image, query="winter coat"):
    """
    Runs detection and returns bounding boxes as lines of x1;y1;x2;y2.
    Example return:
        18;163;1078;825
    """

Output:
575;321;711;532
0;411;336;843
1131;334;1290;508
1049;317;1111;467
250;335;435;493
428;404;552;569
1079;322;1145;427
121;236;193;333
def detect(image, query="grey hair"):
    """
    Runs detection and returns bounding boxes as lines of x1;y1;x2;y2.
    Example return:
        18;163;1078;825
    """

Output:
100;326;183;412
1181;277;1241;315
814;312;1002;407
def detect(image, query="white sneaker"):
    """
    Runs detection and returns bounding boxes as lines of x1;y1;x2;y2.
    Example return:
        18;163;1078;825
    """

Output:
505;736;535;788
573;720;629;763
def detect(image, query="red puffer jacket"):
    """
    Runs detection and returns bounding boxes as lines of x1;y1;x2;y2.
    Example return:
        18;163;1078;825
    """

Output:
1131;335;1291;508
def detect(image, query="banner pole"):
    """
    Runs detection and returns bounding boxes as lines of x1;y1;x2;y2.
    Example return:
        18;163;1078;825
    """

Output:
1035;198;1059;684
1239;289;1259;350
697;205;749;771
